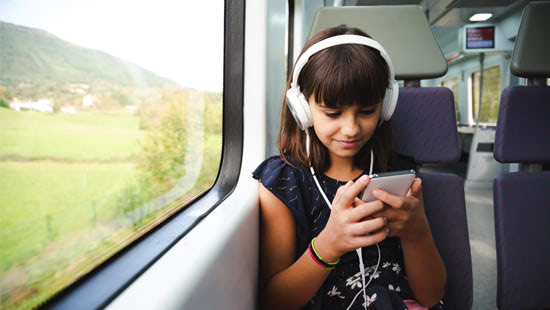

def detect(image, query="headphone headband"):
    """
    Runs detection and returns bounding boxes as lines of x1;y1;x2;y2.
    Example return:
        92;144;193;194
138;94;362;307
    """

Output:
290;35;395;90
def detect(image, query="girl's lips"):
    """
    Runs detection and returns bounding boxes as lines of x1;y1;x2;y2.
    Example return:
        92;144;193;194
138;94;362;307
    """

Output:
336;139;361;148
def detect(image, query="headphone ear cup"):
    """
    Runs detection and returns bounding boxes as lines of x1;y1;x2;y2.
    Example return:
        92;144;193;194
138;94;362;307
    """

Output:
297;93;313;128
381;80;399;121
286;88;313;130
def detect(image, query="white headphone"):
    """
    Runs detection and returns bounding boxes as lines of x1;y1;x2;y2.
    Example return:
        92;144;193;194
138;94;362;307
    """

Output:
286;34;399;130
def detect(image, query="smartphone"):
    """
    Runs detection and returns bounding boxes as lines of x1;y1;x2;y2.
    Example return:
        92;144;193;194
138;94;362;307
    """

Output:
360;169;416;202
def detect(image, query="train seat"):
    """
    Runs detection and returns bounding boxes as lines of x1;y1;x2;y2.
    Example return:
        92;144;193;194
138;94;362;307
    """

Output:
493;2;550;309
493;86;550;310
392;86;473;309
309;6;472;309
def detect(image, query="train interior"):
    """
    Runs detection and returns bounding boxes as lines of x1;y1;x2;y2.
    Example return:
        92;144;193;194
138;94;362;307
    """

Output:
4;0;547;309
106;1;549;309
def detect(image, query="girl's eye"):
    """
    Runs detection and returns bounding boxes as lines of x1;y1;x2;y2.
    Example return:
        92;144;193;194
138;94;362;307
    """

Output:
325;112;341;118
360;109;375;115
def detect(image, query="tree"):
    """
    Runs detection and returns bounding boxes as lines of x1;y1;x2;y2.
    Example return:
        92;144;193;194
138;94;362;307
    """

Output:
136;87;188;193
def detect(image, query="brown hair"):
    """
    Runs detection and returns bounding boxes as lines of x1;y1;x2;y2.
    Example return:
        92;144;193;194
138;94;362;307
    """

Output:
278;25;394;173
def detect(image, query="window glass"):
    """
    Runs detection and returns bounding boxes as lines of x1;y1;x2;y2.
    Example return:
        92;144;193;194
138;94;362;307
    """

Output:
0;1;223;308
441;77;460;123
471;65;501;123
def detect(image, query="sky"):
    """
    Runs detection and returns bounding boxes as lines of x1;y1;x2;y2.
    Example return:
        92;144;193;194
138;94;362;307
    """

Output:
0;0;225;92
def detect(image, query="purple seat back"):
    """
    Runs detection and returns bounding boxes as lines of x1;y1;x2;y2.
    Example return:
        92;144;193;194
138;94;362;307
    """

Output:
391;87;460;163
493;86;550;309
420;173;473;310
494;86;550;163
392;87;472;309
493;172;550;310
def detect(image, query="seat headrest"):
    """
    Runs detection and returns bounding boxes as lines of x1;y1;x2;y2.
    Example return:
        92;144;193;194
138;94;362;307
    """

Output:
494;86;550;163
391;87;460;163
308;6;447;80
510;2;550;78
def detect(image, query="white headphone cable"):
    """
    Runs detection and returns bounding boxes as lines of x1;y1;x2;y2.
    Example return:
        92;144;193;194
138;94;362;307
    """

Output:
307;131;333;208
348;243;381;310
307;131;375;210
352;148;377;310
306;130;380;310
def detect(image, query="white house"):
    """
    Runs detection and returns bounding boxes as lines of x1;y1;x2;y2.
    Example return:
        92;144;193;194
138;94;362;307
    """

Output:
60;105;77;114
82;94;97;107
9;99;53;113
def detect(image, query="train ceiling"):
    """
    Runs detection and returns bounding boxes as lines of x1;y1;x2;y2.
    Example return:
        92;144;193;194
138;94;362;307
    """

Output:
343;0;531;27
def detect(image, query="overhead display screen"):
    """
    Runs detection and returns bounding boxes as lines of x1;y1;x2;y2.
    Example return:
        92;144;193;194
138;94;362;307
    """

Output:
466;26;495;49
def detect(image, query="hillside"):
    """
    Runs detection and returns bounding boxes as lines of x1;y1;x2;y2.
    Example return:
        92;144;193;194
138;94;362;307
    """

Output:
0;22;177;101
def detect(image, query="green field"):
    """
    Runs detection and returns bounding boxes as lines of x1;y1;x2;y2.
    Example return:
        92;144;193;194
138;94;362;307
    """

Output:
0;161;135;260
0;109;143;308
0;161;137;309
0;108;143;160
1;21;222;309
0;106;222;309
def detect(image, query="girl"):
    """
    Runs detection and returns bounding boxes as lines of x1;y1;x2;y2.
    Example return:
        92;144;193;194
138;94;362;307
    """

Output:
253;26;446;310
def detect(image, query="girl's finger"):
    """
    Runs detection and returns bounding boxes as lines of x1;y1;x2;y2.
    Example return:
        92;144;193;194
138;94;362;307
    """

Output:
409;178;422;198
355;228;389;247
372;188;406;210
370;207;399;221
333;175;369;210
350;217;386;236
349;200;385;222
332;180;352;207
385;221;403;237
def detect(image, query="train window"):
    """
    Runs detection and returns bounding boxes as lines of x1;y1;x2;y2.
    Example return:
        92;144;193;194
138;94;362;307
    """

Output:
471;65;502;123
0;1;223;309
441;77;461;123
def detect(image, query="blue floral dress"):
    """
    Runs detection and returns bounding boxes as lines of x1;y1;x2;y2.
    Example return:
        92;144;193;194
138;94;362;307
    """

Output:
253;155;418;310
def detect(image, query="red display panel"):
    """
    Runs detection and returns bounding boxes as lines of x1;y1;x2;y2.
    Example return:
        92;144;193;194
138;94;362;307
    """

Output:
466;26;495;49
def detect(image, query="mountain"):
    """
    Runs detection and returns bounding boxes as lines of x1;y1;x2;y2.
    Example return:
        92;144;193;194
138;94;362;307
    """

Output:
0;22;177;93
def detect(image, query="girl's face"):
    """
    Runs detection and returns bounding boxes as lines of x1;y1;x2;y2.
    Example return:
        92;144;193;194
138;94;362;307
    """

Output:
309;97;381;164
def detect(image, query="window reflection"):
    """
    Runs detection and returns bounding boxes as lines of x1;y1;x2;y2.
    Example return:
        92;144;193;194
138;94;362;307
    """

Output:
0;1;223;308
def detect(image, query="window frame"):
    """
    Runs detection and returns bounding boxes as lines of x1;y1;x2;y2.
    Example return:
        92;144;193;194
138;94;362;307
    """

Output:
287;0;295;80
41;0;245;308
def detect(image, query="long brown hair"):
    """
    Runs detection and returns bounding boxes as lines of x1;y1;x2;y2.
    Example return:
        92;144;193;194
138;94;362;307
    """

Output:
279;25;394;173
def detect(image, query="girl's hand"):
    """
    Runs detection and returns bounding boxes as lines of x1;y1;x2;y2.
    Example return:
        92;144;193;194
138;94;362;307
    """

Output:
314;175;389;262
372;178;431;242
372;178;447;306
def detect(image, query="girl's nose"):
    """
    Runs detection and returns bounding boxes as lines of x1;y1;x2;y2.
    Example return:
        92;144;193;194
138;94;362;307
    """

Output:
341;114;360;137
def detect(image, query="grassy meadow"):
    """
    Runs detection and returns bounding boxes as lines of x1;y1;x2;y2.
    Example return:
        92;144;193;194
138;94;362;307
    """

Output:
0;97;222;309
0;108;143;308
0;108;142;160
1;21;223;310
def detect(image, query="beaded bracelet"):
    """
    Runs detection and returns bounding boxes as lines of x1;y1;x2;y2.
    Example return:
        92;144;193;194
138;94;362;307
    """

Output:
308;237;340;270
